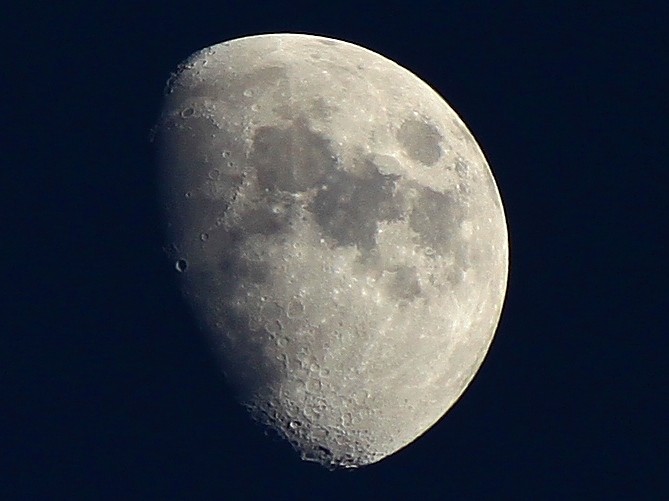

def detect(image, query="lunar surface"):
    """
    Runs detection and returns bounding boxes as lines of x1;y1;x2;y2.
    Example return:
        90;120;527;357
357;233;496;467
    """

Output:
154;33;508;468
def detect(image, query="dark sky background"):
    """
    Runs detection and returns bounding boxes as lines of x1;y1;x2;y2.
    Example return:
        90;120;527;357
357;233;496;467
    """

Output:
7;1;669;500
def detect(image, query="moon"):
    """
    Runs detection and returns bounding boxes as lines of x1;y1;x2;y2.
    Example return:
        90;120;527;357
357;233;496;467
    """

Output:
154;33;508;468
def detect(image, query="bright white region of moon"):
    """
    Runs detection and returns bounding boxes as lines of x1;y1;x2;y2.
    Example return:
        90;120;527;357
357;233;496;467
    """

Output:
154;33;509;468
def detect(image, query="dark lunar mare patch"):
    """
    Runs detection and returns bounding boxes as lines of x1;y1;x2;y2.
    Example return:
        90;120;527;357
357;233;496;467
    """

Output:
250;120;333;192
309;160;403;252
397;119;442;166
249;118;408;254
409;187;462;255
405;186;472;284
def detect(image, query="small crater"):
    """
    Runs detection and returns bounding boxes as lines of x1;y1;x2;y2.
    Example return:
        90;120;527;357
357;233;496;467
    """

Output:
175;259;188;272
180;107;195;118
265;320;283;336
305;378;322;392
286;299;305;318
200;232;209;242
248;316;262;331
455;158;469;176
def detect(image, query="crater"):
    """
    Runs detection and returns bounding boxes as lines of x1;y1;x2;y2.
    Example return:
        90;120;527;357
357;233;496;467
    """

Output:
454;158;469;176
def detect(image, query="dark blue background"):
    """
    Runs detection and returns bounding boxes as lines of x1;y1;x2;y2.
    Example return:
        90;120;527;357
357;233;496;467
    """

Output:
7;2;668;499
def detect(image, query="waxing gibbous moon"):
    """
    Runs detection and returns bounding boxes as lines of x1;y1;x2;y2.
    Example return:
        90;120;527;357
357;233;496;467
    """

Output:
154;33;508;468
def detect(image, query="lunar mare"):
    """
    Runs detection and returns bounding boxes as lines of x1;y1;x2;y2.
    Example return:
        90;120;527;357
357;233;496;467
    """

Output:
155;33;508;468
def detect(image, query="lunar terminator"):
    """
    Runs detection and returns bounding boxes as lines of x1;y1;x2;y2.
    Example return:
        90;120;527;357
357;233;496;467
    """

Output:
155;33;508;468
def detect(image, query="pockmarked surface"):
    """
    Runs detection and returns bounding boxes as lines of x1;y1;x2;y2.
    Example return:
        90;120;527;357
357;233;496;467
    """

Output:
155;33;508;468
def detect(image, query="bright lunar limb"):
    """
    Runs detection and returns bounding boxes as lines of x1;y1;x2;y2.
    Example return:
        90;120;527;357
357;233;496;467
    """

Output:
154;33;508;468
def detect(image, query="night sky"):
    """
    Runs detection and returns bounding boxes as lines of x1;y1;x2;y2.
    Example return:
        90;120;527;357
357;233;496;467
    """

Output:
8;2;668;499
